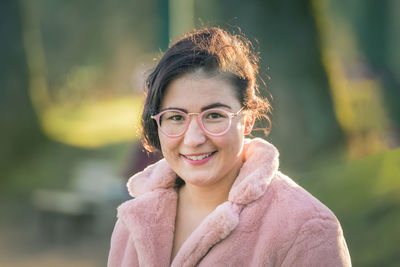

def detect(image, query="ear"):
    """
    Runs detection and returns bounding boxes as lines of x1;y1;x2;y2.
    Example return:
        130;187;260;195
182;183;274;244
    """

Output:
243;114;255;135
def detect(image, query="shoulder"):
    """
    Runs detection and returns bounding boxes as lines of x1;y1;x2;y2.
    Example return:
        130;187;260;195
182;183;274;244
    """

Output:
244;171;345;250
108;218;137;266
269;171;338;222
238;171;341;236
264;172;351;266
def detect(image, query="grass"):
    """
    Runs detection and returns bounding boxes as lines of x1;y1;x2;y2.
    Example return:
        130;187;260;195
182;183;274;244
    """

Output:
40;96;144;148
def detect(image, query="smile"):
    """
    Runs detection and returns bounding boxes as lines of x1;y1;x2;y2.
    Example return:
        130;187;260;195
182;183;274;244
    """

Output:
181;152;216;165
184;152;214;160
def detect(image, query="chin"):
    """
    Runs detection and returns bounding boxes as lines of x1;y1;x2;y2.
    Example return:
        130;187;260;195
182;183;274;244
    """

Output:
181;172;219;186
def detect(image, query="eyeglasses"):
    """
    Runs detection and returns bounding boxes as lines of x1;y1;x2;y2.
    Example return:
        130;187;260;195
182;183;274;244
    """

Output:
151;107;244;137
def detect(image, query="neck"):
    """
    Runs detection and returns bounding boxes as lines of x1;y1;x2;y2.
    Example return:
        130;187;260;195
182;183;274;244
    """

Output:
179;162;242;212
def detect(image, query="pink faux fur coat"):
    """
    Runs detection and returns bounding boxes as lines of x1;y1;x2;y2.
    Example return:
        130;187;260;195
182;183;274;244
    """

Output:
108;138;351;267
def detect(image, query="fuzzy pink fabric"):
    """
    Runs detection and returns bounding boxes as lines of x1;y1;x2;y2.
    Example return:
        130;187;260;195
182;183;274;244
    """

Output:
108;138;351;266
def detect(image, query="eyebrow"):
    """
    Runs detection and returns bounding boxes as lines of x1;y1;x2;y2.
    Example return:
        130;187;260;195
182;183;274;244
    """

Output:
201;103;232;111
161;102;232;113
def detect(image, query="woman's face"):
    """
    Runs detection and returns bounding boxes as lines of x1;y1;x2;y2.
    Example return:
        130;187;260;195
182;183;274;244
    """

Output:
158;72;251;188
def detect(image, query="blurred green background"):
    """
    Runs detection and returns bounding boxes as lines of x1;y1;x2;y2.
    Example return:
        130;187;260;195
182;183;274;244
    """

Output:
1;0;399;266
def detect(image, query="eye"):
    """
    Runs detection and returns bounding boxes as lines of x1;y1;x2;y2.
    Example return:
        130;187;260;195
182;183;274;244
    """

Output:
169;114;184;121
205;110;228;120
162;111;186;122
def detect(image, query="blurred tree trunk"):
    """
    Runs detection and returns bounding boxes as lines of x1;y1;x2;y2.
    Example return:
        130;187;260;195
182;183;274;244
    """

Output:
313;0;396;158
0;0;45;192
356;0;400;135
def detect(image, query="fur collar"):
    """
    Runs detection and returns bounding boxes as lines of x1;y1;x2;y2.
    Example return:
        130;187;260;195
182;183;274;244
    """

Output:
126;137;279;204
117;138;279;266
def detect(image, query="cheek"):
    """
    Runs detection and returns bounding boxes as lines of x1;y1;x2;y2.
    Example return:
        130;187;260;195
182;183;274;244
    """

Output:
215;124;244;152
229;122;246;151
159;132;180;157
231;119;246;139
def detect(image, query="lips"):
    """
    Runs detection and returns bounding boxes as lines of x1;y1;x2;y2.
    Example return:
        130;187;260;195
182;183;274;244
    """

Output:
183;152;215;161
181;151;216;165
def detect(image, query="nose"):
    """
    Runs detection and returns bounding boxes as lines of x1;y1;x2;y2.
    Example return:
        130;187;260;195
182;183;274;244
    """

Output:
183;117;206;146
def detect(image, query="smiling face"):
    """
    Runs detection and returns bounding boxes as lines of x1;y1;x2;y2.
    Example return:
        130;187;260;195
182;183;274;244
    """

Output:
158;71;252;188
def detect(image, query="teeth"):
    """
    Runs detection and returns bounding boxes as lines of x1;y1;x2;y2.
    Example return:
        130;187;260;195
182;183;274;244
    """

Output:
185;152;213;161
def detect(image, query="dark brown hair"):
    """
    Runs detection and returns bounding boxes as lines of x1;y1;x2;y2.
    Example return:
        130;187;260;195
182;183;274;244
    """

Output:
142;27;271;151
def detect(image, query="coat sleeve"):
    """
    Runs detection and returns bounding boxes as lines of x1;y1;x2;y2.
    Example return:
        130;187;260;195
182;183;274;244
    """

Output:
280;216;352;267
108;219;138;267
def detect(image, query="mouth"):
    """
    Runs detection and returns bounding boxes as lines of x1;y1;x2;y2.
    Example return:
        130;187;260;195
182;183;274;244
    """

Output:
181;151;217;165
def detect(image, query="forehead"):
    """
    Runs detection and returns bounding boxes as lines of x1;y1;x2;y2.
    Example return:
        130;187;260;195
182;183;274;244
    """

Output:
161;72;241;110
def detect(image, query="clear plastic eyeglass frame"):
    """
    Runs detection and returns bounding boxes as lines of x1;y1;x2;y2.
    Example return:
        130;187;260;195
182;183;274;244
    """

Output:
151;107;244;137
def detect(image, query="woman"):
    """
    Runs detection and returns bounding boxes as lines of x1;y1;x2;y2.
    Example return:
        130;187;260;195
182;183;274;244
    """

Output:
108;27;351;267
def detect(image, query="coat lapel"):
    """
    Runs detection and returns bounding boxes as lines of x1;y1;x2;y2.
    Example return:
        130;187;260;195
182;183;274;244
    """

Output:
118;188;178;267
171;138;279;266
171;202;242;267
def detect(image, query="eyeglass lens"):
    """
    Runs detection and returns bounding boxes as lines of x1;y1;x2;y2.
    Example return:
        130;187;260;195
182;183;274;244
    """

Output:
159;109;230;136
